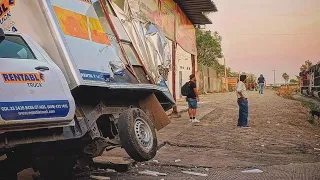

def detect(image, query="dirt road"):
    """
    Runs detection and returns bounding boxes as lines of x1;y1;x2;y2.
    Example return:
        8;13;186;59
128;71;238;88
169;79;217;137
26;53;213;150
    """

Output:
103;90;320;180
163;90;320;168
20;90;320;179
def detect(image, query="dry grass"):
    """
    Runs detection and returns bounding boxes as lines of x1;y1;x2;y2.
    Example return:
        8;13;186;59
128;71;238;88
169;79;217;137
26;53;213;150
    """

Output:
276;85;299;99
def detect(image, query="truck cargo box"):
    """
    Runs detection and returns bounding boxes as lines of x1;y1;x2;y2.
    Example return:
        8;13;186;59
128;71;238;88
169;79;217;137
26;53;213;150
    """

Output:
1;0;174;107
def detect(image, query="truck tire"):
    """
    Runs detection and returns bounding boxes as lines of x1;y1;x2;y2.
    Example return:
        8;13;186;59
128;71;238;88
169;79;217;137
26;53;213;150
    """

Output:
118;108;157;162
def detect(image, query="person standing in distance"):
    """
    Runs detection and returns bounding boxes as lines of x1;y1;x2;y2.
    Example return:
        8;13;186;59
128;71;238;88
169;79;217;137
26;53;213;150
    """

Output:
237;74;249;128
187;74;200;123
258;74;266;94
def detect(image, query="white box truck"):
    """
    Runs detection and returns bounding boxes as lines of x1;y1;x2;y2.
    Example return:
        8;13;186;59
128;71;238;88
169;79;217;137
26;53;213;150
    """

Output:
0;0;174;179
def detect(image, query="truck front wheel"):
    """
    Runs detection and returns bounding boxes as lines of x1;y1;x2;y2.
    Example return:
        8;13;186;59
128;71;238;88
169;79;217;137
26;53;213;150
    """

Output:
118;108;157;162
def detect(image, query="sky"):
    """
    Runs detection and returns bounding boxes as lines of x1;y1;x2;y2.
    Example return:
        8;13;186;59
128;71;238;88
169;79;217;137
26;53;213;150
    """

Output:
207;0;320;84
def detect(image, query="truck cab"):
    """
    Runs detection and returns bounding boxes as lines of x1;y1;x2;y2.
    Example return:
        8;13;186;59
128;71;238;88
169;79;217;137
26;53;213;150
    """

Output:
0;32;75;131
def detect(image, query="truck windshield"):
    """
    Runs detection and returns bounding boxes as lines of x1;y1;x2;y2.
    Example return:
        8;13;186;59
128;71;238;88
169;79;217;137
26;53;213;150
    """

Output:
0;35;36;59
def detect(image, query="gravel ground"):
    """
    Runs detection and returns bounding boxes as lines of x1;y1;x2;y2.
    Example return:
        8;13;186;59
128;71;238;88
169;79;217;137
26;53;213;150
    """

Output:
105;90;320;180
19;90;320;180
163;90;320;168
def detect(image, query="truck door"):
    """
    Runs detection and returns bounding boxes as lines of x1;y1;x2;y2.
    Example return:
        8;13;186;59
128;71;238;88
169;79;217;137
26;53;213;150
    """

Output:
0;33;75;127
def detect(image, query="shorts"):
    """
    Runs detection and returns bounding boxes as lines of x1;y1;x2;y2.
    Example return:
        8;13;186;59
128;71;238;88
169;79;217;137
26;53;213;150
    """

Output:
186;98;198;109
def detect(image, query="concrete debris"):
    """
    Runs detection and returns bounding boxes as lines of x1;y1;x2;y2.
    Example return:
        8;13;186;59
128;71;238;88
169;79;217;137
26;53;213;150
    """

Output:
93;156;131;172
205;168;210;171
181;171;208;177
261;145;265;147
96;168;116;173
153;160;159;163
241;169;263;173
314;148;320;151
0;154;7;161
139;170;167;177
93;156;130;165
90;175;110;180
102;169;116;173
174;159;181;162
138;171;157;177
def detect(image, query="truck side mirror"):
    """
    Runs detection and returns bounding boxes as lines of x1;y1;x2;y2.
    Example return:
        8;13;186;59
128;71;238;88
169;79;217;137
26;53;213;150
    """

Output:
0;28;5;44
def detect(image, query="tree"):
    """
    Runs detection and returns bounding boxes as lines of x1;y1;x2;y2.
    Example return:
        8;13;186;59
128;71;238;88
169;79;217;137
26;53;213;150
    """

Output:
196;29;224;74
226;67;239;77
300;60;313;72
289;79;298;84
247;74;256;84
282;73;290;84
212;61;225;75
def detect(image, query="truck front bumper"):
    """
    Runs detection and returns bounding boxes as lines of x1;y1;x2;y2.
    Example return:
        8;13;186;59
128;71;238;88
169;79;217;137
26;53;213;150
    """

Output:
0;120;85;150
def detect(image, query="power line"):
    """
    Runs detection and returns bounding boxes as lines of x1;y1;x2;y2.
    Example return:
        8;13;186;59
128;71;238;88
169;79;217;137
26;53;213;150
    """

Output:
236;33;310;36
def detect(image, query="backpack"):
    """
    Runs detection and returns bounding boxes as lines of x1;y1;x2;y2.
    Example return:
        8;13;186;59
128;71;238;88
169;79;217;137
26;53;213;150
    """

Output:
181;82;191;96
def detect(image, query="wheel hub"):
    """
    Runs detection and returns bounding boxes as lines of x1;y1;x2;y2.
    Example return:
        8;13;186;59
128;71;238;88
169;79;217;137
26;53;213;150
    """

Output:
134;118;153;151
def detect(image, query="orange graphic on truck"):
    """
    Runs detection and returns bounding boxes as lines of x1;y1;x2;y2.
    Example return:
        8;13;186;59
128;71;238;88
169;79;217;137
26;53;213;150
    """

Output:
0;0;15;19
89;17;110;45
53;6;89;40
52;6;110;45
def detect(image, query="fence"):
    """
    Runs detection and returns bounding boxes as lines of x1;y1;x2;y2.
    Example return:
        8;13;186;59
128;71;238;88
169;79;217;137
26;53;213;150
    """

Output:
197;65;223;94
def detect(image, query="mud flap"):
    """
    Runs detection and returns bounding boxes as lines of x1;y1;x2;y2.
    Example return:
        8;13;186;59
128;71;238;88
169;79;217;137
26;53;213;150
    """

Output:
138;93;171;131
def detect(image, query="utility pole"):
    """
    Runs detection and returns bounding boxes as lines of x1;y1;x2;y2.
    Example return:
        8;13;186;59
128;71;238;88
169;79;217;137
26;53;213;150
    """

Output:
272;70;277;85
224;58;228;92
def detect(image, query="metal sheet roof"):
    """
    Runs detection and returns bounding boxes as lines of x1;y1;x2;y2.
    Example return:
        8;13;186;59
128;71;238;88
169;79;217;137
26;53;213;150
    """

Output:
174;0;217;25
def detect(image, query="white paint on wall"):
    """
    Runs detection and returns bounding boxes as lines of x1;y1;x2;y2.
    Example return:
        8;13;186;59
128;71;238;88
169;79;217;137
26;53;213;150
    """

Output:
166;42;192;101
176;45;192;99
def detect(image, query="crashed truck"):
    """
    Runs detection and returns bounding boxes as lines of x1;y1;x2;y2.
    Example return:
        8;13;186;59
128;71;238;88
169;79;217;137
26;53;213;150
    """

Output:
299;62;320;98
0;0;174;179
